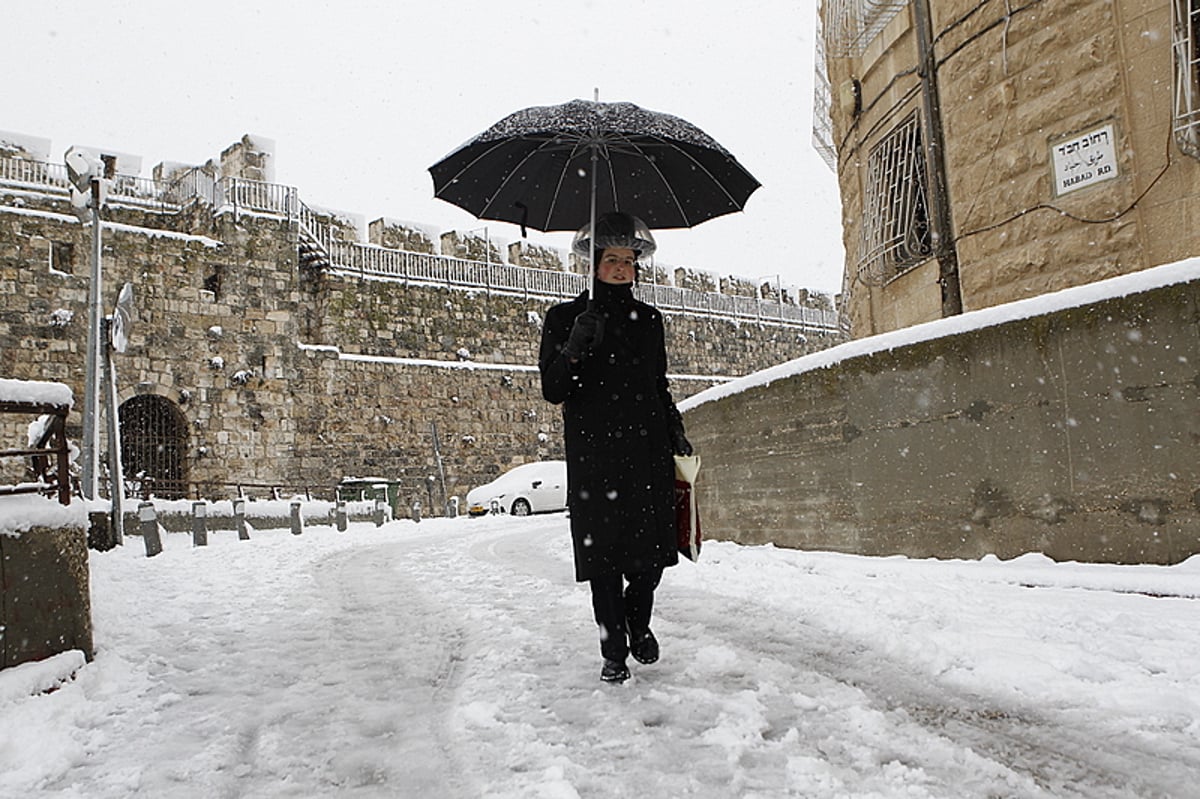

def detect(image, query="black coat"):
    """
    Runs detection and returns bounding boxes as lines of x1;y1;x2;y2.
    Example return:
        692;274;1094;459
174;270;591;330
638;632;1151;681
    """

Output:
539;284;682;582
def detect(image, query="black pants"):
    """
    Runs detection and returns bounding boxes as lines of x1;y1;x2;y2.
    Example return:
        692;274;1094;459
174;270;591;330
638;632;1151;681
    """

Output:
589;568;663;662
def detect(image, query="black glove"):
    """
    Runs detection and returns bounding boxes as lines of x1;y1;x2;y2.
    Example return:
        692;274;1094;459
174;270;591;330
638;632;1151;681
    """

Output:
669;425;693;456
562;308;604;361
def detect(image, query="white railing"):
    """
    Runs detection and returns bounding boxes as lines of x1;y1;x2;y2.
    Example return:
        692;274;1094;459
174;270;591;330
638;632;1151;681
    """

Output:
216;177;297;219
0;157;71;193
1;154;841;331
326;238;839;330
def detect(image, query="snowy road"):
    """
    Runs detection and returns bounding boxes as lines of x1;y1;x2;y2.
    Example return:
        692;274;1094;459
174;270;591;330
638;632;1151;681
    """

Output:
3;515;1199;798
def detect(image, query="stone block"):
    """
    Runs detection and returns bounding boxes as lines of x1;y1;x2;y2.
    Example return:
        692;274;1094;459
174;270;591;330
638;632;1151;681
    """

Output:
0;514;93;669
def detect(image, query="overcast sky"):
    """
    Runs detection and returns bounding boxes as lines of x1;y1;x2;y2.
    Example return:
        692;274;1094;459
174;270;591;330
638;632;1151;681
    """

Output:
5;0;845;294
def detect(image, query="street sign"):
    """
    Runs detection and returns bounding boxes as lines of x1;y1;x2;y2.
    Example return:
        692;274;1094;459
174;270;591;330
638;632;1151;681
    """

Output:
111;282;134;353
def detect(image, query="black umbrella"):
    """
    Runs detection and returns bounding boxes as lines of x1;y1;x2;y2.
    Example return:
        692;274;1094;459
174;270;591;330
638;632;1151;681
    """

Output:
428;98;761;236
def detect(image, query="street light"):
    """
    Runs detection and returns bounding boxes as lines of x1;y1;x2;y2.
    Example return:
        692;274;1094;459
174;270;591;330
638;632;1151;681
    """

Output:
65;147;109;500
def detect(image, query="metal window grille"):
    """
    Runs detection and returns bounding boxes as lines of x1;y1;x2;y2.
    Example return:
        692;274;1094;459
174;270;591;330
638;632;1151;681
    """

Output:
119;395;189;499
1174;0;1200;157
856;112;932;285
813;6;839;171
824;0;909;57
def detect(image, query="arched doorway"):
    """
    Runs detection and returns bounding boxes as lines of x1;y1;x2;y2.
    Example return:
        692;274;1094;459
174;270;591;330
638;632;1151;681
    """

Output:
119;395;189;499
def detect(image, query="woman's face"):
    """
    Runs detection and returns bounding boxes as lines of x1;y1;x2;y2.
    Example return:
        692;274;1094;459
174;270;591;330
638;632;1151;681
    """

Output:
596;248;637;285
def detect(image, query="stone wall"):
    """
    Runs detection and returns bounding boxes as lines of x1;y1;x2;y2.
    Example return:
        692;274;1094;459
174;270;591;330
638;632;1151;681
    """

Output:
1;174;838;507
683;268;1200;565
823;0;1200;337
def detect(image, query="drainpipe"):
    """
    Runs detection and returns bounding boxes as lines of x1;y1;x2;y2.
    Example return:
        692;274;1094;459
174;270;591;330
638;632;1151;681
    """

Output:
913;0;963;317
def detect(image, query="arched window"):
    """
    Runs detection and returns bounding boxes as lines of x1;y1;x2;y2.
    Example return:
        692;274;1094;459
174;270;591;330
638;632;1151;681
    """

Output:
119;395;189;499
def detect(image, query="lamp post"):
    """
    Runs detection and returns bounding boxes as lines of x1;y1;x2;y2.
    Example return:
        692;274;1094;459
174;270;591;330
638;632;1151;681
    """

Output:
65;147;108;499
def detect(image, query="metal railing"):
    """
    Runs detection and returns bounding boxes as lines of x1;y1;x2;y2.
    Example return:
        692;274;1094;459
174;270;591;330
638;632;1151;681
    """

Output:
1;154;841;331
0;400;72;506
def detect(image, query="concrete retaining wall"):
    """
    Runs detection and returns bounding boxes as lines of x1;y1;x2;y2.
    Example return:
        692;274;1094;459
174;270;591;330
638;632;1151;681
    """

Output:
685;270;1200;564
0;521;93;669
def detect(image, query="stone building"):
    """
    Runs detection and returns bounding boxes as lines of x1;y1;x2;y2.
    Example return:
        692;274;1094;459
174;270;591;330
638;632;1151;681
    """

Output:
0;133;842;510
816;0;1200;336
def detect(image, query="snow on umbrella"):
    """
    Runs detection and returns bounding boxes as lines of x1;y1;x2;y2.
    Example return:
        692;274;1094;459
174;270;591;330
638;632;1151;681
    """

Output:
428;98;761;235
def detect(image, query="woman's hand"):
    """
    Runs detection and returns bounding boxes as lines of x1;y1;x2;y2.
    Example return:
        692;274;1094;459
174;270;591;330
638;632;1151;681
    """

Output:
669;425;693;456
562;307;605;361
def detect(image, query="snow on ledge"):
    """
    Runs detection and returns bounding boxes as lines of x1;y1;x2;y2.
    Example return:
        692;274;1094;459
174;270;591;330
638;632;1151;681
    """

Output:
0;494;87;538
681;258;1200;412
0;378;73;407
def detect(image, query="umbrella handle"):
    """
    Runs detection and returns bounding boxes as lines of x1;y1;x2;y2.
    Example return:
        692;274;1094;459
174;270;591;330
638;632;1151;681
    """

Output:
588;143;597;300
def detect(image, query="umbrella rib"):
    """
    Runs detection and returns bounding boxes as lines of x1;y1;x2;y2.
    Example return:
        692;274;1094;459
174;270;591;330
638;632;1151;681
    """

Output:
541;136;603;228
434;137;524;193
474;136;571;226
620;133;752;224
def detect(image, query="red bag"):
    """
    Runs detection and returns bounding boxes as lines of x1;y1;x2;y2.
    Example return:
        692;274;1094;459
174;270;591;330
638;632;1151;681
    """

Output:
674;455;701;561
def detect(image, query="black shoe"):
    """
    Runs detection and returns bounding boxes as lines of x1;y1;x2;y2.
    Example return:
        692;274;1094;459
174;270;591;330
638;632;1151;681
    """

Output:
629;630;659;664
600;659;630;683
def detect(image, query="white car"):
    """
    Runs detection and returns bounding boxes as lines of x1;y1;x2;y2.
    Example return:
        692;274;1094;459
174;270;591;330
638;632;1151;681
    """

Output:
466;460;567;517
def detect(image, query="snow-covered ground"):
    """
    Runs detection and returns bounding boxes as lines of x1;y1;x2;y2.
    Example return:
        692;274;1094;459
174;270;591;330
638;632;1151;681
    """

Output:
2;514;1198;798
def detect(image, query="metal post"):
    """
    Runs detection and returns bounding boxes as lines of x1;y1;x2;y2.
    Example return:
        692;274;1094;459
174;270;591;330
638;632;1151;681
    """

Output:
80;180;103;498
290;499;303;535
336;498;347;532
431;422;447;510
103;318;124;545
234;497;249;540
913;0;964;317
138;501;162;557
192;501;208;547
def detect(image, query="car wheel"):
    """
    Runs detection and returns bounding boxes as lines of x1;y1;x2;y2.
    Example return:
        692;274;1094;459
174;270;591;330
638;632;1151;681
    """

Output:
511;499;532;517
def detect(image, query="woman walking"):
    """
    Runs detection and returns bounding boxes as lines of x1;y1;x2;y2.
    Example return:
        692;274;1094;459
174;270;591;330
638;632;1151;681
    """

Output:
539;212;692;683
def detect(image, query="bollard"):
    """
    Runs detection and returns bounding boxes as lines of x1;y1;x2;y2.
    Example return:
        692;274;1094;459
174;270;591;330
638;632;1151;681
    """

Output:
290;499;303;535
139;501;162;557
234;497;249;540
88;510;114;551
446;496;459;519
411;500;422;523
336;499;348;532
192;501;208;547
373;497;386;527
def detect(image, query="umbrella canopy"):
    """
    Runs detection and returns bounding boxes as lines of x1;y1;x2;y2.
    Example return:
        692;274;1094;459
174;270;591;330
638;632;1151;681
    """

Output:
428;99;761;233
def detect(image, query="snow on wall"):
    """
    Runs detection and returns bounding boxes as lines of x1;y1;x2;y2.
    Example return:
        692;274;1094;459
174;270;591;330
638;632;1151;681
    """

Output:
682;257;1200;412
0;129;51;159
0;378;73;407
0;494;87;538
